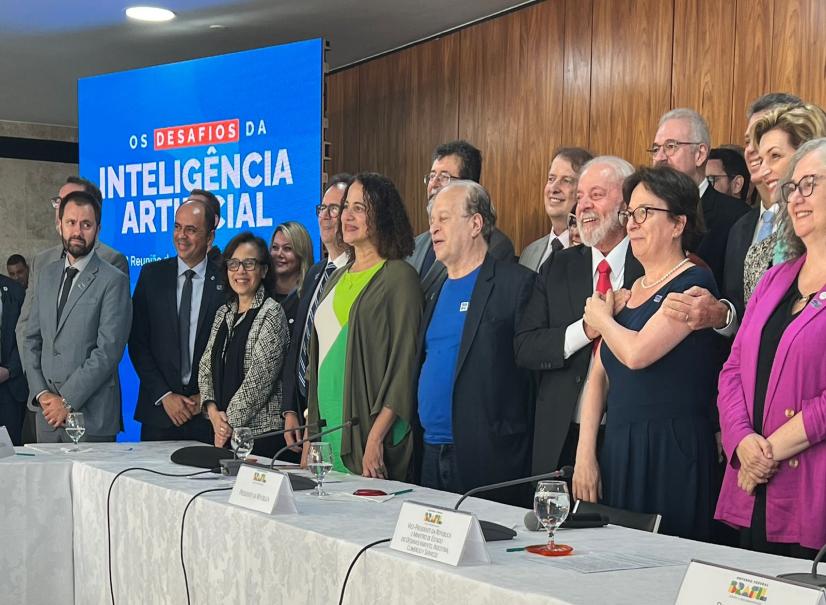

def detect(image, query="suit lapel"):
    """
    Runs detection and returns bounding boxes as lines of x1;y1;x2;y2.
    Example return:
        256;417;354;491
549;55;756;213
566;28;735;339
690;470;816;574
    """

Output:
422;260;447;295
533;236;551;271
56;256;100;336
195;261;221;337
165;259;181;343
569;246;593;311
455;257;494;379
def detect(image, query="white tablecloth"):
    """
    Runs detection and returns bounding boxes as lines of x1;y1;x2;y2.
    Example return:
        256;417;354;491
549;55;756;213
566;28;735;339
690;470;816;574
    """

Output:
60;443;815;605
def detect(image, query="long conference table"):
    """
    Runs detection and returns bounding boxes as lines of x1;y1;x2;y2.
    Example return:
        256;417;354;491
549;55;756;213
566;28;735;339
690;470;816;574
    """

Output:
2;441;819;604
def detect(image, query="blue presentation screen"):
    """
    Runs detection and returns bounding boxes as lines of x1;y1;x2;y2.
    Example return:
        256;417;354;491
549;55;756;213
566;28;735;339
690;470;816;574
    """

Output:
78;38;324;441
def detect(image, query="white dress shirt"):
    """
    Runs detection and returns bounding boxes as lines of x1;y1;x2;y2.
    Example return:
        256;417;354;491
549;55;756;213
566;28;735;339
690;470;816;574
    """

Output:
752;202;779;244
538;229;571;267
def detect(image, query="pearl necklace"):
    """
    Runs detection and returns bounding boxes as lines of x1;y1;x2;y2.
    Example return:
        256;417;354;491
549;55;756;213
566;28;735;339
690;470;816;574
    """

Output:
641;257;690;289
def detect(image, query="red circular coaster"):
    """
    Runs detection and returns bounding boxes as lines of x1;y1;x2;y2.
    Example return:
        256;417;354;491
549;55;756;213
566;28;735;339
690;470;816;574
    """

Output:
526;544;574;557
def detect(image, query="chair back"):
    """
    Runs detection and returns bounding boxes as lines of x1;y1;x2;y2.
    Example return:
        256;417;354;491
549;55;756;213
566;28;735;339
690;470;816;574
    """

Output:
573;500;661;533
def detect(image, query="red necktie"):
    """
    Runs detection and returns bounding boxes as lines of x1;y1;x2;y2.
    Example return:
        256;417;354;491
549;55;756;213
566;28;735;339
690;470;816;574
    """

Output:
596;259;612;294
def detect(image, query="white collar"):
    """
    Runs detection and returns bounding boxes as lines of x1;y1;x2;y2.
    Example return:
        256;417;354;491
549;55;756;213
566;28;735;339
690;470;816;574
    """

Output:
330;251;349;269
177;255;208;278
760;202;779;217
698;177;709;198
64;249;95;273
591;236;630;278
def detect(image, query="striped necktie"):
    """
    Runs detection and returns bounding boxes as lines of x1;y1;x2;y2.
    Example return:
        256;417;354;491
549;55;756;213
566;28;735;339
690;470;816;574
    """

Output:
297;261;337;397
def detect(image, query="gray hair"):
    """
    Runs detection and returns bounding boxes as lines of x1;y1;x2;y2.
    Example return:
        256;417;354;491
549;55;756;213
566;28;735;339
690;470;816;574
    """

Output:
658;108;711;147
430;179;497;242
580;155;634;187
777;137;826;261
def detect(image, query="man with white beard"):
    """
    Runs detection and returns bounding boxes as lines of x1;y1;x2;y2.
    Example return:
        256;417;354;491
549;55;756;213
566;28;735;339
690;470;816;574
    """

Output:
515;156;643;476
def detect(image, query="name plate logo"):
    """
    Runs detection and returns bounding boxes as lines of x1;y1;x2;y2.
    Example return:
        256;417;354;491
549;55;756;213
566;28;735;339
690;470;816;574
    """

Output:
229;465;298;515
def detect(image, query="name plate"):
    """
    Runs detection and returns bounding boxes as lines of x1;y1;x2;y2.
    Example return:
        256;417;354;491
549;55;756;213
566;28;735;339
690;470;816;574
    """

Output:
229;465;298;515
390;501;490;567
676;560;826;605
0;426;13;459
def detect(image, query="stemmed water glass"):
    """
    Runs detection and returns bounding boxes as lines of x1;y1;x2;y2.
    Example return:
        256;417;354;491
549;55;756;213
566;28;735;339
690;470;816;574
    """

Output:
306;442;333;496
230;427;254;461
64;412;86;452
528;480;573;556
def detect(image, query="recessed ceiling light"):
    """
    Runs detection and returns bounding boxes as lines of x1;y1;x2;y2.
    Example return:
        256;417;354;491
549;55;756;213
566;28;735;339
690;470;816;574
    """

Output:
125;6;176;22
209;24;227;30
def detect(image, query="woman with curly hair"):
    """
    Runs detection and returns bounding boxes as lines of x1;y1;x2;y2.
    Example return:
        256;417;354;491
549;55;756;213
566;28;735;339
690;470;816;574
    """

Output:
304;172;422;480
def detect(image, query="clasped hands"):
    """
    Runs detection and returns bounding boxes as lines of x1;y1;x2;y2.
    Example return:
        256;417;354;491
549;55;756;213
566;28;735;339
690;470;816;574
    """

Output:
735;433;779;495
40;392;68;427
162;393;201;427
583;288;630;339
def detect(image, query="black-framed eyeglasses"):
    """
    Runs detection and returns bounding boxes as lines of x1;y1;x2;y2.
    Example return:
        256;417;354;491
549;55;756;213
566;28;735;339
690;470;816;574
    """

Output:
423;171;456;187
618;206;675;226
50;196;62;209
781;173;823;203
316;203;341;218
567;213;578;229
706;174;732;187
226;258;261;272
646;140;702;157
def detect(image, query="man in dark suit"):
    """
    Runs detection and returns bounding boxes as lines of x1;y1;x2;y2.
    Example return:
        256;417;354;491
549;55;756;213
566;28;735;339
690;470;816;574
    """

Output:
130;200;224;442
515;156;641;476
0;275;27;444
282;173;353;448
407;140;515;298
415;179;534;505
651;108;749;288
707;147;750;201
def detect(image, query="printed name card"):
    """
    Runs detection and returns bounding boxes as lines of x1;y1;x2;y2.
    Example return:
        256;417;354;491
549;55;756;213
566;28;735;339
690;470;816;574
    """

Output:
0;426;14;459
229;465;298;515
390;501;490;567
676;560;826;605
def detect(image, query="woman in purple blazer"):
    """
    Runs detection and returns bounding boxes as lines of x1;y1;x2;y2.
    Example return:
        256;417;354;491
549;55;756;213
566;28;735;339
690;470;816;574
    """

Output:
716;138;826;557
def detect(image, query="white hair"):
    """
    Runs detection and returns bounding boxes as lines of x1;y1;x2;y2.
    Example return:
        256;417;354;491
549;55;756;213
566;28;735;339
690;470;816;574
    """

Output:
658;108;711;147
580;156;634;187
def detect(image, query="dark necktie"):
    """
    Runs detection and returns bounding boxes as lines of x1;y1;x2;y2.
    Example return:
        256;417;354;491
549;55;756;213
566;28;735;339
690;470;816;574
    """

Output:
179;269;195;384
420;245;437;277
56;267;79;323
538;238;565;271
297;261;337;397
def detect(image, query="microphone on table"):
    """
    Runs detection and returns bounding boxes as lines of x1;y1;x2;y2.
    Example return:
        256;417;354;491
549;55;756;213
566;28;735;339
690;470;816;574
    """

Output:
217;419;327;476
452;466;574;542
778;543;826;588
269;416;360;469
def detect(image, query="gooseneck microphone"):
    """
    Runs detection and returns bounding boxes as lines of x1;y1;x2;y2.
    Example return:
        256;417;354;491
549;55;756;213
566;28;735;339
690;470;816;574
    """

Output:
254;418;326;442
269;417;360;469
778;543;826;588
452;466;574;542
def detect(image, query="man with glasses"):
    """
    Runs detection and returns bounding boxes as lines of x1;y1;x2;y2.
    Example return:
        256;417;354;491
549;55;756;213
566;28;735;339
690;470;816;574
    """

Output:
649;108;749;288
281;174;353;449
520;147;593;272
515;156;642;476
408;140;515;296
707;148;750;201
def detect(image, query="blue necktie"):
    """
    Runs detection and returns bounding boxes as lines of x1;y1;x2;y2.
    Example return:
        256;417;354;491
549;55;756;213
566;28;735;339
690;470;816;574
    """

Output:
756;210;775;243
297;262;337;397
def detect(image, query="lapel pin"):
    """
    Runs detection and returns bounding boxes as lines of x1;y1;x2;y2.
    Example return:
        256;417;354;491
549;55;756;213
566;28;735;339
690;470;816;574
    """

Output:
210;275;215;281
819;292;826;301
217;284;224;291
2;286;6;292
812;299;822;309
654;294;663;303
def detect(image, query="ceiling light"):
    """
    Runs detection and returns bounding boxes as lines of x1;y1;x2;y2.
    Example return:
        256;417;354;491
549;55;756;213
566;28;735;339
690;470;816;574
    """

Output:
125;6;176;22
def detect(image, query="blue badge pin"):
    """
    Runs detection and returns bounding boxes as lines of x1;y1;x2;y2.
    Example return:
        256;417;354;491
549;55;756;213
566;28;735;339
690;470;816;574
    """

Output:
654;294;663;303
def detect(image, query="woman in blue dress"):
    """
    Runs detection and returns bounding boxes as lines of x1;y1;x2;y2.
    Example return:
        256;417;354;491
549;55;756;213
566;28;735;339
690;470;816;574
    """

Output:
572;165;720;540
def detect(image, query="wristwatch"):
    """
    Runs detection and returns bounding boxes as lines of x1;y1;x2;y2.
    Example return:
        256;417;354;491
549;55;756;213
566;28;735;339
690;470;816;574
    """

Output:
61;398;73;413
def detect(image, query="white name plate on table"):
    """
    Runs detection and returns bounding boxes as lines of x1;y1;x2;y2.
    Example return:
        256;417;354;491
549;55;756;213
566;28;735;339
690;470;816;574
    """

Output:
229;465;298;515
676;560;826;605
0;426;13;459
390;501;490;567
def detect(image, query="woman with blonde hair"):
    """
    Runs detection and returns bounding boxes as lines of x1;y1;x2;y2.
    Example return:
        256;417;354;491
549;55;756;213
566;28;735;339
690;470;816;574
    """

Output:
270;221;315;326
742;103;826;302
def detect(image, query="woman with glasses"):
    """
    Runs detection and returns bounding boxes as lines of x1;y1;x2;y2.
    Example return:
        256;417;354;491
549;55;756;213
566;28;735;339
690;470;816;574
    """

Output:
199;232;289;456
269;221;314;327
573;166;719;540
742;103;826;304
716;138;826;558
304;172;421;480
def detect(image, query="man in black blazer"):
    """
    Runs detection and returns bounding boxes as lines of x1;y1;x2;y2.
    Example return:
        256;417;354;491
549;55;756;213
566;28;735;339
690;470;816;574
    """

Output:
651;109;749;288
130;200;224;442
515;156;641;476
414;180;534;506
282;174;353;448
0;275;27;444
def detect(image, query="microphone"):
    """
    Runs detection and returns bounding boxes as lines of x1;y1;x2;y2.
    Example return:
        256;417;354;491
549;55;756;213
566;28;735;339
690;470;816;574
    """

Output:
253;418;326;441
778;543;826;588
453;466;574;542
269;417;360;469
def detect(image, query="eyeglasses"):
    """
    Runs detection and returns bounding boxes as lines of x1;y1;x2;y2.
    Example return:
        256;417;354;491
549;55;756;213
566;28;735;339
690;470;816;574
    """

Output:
226;258;261;272
706;174;732;186
646;140;702;157
50;196;62;209
781;173;823;203
567;213;578;229
618;206;675;226
423;172;456;187
316;203;341;218
341;201;368;215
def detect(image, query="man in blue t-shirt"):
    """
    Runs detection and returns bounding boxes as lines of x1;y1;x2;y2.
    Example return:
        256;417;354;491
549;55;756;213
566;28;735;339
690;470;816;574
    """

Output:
415;180;535;505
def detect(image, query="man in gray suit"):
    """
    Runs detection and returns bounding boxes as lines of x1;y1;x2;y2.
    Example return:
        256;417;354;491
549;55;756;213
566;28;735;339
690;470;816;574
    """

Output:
408;140;515;297
22;190;132;442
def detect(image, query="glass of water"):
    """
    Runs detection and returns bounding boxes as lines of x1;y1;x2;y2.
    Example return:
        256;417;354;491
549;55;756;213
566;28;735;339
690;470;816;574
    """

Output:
306;442;333;496
529;480;573;556
230;427;254;461
65;412;86;452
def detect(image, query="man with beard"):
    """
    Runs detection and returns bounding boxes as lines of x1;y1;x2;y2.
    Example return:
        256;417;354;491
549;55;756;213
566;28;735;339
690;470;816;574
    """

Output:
22;191;131;442
515;156;642;475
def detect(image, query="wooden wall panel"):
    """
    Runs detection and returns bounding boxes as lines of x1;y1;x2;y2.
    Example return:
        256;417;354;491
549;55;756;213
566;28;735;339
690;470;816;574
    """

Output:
730;0;773;143
770;0;826;109
326;69;360;179
671;0;736;146
589;0;673;167
561;0;593;150
458;1;566;251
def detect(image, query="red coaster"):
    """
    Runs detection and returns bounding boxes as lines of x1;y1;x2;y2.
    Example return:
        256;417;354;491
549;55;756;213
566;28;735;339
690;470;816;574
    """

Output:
526;544;574;557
